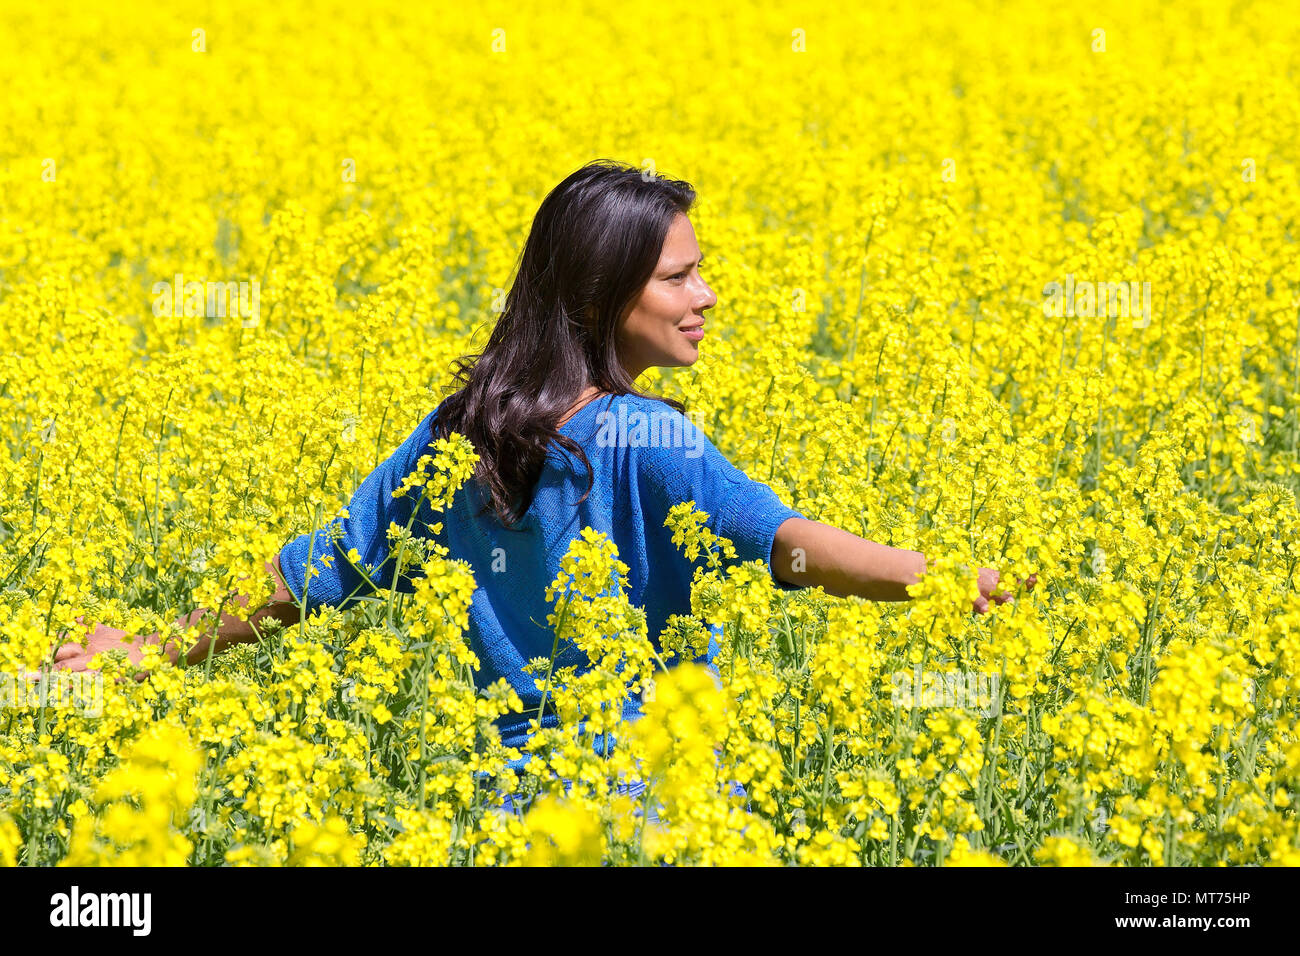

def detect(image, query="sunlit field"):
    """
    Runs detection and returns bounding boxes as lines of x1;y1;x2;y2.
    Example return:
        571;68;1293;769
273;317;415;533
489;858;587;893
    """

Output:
2;0;1299;866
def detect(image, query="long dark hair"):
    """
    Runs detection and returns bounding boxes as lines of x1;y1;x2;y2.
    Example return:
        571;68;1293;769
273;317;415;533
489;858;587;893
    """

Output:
431;159;696;528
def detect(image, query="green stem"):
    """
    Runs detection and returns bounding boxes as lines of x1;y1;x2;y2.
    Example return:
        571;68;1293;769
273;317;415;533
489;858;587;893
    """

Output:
535;593;571;725
819;703;835;826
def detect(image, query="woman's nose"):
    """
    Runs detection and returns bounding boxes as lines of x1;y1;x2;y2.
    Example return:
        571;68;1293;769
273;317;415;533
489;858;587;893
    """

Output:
695;281;717;310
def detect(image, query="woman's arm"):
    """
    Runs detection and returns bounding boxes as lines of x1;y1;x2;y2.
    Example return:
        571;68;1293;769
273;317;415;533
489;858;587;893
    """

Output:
627;401;1028;612
771;517;924;600
169;551;302;655
50;551;301;681
51;407;446;680
771;517;1024;611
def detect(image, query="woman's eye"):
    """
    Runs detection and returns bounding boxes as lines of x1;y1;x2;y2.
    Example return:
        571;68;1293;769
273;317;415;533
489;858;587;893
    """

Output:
669;261;703;281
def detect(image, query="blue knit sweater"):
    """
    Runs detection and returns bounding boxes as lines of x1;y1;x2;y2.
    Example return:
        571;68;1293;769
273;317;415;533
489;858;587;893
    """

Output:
278;392;804;770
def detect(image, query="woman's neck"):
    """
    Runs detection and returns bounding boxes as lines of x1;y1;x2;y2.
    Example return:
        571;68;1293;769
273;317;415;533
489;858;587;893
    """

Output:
557;385;606;427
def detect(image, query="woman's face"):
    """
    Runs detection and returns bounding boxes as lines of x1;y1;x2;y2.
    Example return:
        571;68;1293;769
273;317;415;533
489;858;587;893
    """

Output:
615;212;716;380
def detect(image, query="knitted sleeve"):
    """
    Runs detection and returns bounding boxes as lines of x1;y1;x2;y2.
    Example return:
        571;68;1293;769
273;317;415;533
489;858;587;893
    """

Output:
634;403;805;591
278;408;441;616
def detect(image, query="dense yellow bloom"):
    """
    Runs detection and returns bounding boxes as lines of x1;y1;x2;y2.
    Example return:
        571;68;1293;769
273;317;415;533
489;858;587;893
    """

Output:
521;795;605;867
288;816;365;866
60;722;201;866
1;0;1297;867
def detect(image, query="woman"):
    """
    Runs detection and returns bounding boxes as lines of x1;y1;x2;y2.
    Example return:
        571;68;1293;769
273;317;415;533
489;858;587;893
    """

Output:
51;159;1030;810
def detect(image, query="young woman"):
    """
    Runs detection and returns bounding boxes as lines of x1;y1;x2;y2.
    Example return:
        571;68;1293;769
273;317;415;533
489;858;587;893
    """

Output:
52;160;1030;805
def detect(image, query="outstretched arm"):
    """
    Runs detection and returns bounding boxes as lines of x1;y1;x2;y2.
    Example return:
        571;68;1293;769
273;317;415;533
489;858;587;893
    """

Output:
771;517;1028;612
628;403;1031;612
50;406;447;680
49;552;301;681
770;517;925;600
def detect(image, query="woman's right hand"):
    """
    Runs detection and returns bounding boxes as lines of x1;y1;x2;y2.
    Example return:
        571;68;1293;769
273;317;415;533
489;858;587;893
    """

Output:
973;569;1037;614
